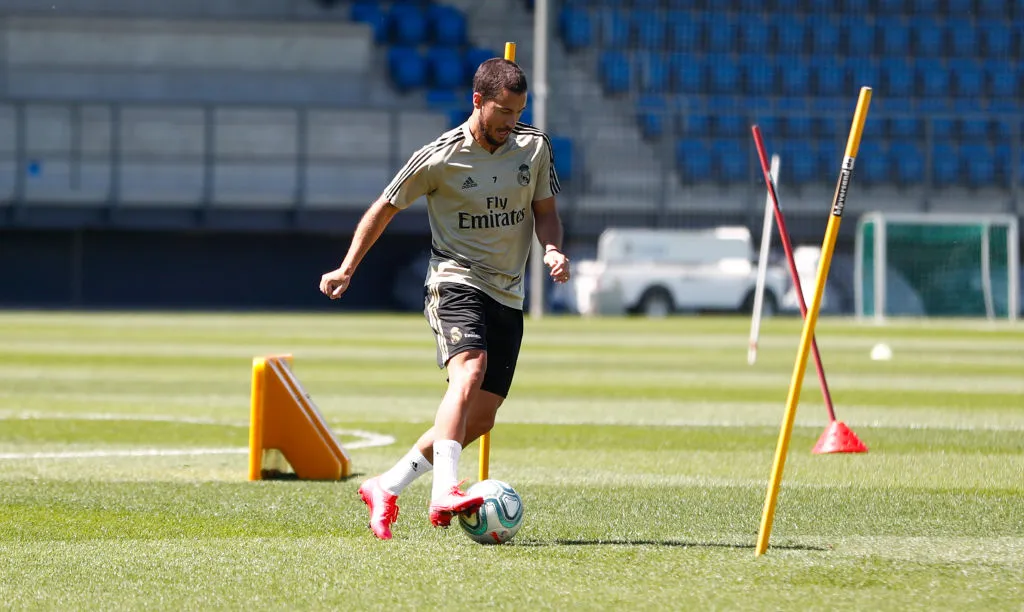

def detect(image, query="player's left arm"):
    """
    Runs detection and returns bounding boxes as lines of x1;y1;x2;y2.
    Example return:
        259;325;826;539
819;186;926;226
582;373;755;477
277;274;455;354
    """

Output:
532;196;569;283
530;137;569;283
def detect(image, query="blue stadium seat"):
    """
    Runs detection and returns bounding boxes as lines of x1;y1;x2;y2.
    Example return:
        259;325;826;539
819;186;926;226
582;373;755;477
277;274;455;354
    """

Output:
954;98;989;140
912;18;945;57
817;139;841;175
425;46;465;89
917;59;950;97
977;0;1010;18
709;59;741;94
780;140;819;185
878;18;911;56
707;16;738;53
877;0;907;13
714;110;747;138
813;59;845;97
774;18;806;55
882;59;914;97
949;26;978;57
676;140;712;183
633;10;666;48
986;60;1019;98
848;58;880;90
559;8;592;52
389;5;428;46
919;98;956;140
749;103;781;139
739;16;771;54
950;58;984;98
351;1;388;43
844;17;876;55
887;99;921;138
777;57;810;96
465;47;497;78
812;97;846;140
428;5;467;46
842;0;872;10
774;0;803;10
599;9;631;48
671;55;705;93
946;0;973;13
550;136;574;180
777;97;813;137
979;20;1013;56
809;18;841;55
638;53;669;94
636;95;667;140
961;144;996;187
858;142;889;184
742;55;776;96
994;143;1013;183
681;110;711;137
599;51;630;94
713;139;749;182
667;12;703;52
989;99;1020;136
388;46;427;90
889;142;925;186
911;0;942;11
932;142;960;187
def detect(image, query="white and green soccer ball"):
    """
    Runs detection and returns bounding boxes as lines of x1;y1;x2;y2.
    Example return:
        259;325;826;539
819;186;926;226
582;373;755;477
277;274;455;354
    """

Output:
458;479;524;545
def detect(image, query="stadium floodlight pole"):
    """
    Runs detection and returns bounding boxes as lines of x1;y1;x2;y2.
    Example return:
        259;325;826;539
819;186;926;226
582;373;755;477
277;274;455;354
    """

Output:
755;87;872;557
747;153;780;366
479;40;519;482
751;126;837;423
528;0;550;321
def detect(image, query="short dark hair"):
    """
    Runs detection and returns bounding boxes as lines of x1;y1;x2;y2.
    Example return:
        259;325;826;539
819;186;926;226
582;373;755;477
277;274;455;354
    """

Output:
473;58;528;102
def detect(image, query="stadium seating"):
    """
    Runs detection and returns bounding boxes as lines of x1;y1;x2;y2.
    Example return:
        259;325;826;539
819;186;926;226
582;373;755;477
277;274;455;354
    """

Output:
554;3;1020;189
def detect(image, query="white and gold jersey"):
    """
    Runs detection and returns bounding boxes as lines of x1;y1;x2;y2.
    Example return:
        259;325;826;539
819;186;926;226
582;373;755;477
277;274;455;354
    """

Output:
382;121;560;309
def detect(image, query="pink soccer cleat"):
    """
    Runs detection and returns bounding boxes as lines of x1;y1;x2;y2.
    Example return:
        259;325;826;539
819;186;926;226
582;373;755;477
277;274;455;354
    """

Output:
428;482;484;528
358;477;400;540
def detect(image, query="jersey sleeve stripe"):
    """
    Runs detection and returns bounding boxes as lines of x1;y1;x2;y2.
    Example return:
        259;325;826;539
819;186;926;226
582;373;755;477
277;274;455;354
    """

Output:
382;131;465;201
512;123;561;195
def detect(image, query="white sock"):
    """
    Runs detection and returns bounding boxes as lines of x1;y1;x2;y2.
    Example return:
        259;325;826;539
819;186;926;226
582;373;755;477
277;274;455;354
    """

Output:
378;448;432;496
431;439;462;500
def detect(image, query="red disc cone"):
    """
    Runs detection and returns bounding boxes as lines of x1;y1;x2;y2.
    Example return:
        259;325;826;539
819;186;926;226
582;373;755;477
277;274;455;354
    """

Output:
812;420;868;454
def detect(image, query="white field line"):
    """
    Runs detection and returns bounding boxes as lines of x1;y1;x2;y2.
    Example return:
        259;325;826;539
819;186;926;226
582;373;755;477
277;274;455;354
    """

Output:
0;412;395;461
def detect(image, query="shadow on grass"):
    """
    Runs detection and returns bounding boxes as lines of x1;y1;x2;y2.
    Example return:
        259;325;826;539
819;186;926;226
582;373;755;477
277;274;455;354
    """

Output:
515;538;830;551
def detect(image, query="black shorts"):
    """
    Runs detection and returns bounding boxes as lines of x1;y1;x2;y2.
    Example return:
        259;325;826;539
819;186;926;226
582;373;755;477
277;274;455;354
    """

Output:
423;282;524;398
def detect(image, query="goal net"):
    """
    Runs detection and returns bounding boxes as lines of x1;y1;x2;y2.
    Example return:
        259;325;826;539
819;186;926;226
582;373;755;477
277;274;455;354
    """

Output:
855;212;1019;321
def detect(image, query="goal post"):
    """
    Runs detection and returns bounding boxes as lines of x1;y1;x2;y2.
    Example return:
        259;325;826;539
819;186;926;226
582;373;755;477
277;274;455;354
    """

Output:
854;212;1019;322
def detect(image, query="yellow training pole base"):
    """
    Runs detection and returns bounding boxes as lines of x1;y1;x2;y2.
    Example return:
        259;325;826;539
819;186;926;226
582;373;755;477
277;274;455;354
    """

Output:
755;87;872;556
249;355;351;481
479;40;518;484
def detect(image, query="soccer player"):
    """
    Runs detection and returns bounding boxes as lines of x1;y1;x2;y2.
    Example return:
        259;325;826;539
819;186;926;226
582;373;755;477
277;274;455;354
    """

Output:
318;58;569;540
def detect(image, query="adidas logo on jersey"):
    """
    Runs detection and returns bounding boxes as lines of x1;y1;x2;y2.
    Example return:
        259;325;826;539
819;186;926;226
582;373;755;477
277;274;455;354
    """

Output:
461;176;478;190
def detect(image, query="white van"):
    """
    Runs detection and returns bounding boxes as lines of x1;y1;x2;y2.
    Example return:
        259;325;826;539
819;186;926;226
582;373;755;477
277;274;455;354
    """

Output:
571;227;790;317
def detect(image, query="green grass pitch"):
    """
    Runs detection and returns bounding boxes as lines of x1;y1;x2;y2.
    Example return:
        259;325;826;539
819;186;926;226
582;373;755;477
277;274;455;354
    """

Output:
0;312;1022;610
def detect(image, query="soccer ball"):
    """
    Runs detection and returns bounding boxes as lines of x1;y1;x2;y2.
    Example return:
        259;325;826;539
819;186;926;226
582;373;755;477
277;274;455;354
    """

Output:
458;479;524;545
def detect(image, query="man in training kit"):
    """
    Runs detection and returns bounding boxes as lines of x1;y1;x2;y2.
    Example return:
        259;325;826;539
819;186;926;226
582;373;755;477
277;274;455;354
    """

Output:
318;58;569;540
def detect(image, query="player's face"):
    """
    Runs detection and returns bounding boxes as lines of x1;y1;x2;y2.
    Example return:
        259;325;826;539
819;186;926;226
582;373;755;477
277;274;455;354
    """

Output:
474;89;527;147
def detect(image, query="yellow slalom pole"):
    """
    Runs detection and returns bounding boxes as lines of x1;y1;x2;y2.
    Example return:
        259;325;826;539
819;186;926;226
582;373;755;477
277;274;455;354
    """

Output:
479;41;517;483
755;87;873;556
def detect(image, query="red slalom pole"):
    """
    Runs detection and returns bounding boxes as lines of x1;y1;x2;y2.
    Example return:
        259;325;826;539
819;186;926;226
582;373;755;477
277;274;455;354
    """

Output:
751;125;837;422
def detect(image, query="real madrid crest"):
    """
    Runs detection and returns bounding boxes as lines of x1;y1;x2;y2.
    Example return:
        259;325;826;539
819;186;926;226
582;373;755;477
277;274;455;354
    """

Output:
517;163;531;186
449;326;462;344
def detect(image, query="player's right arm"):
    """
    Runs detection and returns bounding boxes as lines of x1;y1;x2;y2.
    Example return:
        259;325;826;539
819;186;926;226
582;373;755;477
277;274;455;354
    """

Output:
319;145;438;300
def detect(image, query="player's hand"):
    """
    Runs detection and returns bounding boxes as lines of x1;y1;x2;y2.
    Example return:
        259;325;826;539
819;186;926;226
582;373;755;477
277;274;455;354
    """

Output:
543;248;570;284
319;268;352;300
